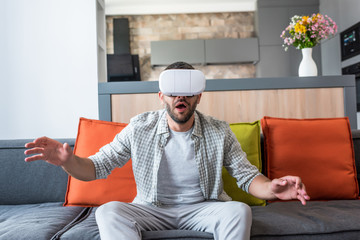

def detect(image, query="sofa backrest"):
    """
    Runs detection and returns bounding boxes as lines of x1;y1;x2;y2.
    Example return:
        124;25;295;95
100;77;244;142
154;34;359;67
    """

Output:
0;139;75;205
2;130;360;205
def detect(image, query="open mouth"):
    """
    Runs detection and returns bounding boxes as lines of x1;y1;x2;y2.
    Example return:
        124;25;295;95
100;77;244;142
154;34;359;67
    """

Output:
175;102;187;110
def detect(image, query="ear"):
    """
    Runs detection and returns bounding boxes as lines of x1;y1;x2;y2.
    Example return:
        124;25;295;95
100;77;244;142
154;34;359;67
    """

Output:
196;93;202;104
159;91;164;104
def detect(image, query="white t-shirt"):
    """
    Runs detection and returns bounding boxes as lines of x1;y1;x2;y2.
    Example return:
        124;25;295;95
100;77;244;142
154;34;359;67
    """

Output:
157;127;205;205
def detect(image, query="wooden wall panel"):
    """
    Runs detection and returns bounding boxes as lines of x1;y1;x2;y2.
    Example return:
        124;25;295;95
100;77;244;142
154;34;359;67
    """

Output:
112;93;162;123
111;88;344;123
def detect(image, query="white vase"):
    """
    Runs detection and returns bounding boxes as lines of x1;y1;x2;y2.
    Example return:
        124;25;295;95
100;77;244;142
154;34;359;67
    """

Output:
298;48;318;77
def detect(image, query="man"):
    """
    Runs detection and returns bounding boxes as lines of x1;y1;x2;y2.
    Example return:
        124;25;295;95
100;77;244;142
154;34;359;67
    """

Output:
25;62;309;240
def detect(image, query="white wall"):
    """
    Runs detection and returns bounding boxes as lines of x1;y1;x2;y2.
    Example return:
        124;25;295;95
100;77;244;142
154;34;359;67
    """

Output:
319;0;341;76
0;0;99;139
320;0;360;75
320;0;360;129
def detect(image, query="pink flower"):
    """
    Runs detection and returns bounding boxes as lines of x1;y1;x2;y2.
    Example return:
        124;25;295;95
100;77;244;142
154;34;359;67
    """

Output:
280;13;337;51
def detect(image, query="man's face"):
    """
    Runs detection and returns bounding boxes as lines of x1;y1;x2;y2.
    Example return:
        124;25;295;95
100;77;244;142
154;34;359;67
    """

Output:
160;94;201;124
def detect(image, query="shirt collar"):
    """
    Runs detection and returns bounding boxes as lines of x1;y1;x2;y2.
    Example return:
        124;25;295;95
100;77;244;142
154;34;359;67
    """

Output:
157;109;169;135
192;111;203;138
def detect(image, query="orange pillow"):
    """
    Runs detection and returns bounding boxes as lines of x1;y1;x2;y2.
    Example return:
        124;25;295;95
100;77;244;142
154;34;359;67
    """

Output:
64;118;137;207
261;116;359;200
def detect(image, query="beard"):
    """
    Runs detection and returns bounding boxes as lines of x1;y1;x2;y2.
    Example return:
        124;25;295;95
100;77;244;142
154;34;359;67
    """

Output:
165;98;198;124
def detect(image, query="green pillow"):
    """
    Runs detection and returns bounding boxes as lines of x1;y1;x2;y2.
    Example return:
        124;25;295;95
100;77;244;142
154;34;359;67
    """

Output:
222;120;266;206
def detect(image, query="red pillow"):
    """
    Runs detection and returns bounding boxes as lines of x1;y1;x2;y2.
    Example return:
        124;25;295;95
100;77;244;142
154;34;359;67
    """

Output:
64;118;137;207
261;116;359;200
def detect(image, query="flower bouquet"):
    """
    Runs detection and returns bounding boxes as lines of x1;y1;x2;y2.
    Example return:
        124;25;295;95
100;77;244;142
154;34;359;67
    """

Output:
280;13;337;51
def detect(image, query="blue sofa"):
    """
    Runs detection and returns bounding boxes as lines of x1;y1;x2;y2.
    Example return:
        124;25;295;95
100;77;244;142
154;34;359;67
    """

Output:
1;131;360;240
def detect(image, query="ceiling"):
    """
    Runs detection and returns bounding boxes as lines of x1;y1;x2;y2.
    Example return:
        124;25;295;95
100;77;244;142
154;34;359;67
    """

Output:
104;0;257;15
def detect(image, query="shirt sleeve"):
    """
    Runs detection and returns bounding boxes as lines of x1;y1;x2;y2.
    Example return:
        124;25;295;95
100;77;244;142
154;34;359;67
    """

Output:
89;124;132;179
223;126;262;193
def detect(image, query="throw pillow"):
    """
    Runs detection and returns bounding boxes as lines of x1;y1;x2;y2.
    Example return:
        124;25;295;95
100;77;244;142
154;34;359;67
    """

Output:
261;116;359;200
64;118;137;207
222;121;266;206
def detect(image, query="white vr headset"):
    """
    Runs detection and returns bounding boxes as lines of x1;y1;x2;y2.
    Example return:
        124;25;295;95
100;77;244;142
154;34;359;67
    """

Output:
159;69;206;96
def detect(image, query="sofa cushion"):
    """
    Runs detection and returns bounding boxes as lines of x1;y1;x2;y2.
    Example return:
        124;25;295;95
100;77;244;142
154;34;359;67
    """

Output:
59;207;214;240
251;200;360;239
222;121;265;206
0;202;85;240
261;117;359;200
55;207;100;240
64;118;137;207
0;139;74;204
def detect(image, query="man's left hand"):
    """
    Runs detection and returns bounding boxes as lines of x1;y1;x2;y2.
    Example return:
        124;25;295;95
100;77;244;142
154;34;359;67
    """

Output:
271;176;310;205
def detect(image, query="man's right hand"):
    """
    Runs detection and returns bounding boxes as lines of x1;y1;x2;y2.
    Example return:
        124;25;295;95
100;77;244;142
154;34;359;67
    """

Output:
24;136;96;181
24;137;73;166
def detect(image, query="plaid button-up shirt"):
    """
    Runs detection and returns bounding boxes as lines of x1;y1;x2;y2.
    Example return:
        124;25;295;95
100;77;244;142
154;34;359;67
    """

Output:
90;109;261;206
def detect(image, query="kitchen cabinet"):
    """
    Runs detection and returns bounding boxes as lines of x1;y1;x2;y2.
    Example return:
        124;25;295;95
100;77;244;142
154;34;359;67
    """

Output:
151;40;205;66
205;38;259;64
150;38;259;66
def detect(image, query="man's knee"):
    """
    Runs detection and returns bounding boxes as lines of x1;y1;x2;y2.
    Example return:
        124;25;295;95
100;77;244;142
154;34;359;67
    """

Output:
95;201;127;221
221;201;252;222
95;201;143;240
235;202;252;218
207;202;252;239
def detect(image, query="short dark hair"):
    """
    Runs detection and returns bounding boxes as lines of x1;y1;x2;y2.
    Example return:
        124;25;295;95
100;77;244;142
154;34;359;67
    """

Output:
165;61;195;70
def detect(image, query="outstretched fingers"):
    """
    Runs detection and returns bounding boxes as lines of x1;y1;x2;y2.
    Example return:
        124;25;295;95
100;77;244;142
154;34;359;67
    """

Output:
282;176;300;187
24;145;46;162
288;177;310;205
25;136;49;148
24;147;44;156
297;184;310;205
24;137;50;162
25;142;35;148
275;176;310;205
25;154;45;162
